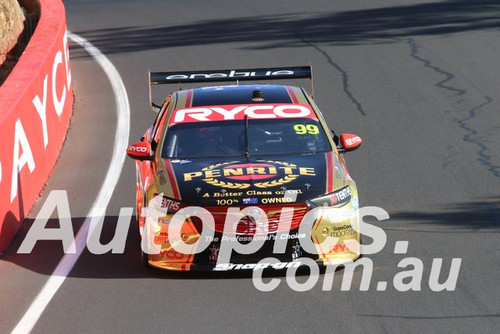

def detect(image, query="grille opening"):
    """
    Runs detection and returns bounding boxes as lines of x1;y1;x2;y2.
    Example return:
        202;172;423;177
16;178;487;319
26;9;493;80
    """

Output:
205;204;309;235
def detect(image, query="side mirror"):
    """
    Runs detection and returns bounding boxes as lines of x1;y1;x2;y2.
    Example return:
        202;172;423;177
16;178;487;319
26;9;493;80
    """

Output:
338;133;362;153
126;141;153;160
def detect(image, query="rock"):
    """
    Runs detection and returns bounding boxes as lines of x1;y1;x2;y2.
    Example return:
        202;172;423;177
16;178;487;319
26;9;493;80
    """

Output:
0;0;26;65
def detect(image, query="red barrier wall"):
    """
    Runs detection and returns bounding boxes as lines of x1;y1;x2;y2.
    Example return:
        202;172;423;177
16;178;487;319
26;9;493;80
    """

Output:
0;0;73;252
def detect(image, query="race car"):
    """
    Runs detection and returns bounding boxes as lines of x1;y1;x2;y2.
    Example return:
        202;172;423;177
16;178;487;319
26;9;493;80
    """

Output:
126;66;363;271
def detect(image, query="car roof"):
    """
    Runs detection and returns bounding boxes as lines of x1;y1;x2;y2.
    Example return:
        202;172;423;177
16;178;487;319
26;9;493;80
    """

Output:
173;84;310;109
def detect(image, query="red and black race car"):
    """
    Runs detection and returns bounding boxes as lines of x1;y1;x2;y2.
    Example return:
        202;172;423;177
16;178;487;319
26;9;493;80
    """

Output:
127;66;363;271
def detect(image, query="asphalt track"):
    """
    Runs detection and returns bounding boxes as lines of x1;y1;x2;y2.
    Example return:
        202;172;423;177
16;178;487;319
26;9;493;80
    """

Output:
1;0;500;333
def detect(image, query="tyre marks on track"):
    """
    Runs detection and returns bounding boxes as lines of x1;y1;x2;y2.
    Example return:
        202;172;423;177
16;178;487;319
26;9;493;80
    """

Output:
406;37;499;178
296;33;367;116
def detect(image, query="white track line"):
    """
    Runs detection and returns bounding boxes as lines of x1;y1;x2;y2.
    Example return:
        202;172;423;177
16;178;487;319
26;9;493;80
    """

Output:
11;32;130;334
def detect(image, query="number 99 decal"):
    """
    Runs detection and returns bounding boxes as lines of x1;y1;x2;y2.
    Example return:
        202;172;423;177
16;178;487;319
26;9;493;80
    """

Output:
294;124;319;135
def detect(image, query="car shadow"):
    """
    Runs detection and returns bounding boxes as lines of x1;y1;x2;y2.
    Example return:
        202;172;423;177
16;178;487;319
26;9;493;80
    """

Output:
1;214;327;280
388;197;500;231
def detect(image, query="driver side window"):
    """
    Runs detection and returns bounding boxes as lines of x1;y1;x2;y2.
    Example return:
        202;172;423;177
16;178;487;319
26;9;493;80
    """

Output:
151;96;171;144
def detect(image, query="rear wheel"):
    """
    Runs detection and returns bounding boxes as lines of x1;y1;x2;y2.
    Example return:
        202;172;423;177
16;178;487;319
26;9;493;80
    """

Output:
137;198;151;268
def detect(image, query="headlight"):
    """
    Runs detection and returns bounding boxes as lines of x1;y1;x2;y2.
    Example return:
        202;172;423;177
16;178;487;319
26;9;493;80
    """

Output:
308;186;352;208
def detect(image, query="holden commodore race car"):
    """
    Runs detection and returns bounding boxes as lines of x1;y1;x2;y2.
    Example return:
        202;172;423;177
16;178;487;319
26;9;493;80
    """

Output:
126;66;363;271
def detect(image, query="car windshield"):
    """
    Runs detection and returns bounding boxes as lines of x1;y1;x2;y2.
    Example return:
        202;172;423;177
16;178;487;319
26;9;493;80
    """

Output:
162;118;331;158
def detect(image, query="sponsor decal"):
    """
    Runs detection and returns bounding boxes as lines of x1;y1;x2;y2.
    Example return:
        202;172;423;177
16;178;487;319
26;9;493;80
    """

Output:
291;240;303;260
331;224;351;231
245;190;271;195
159;249;184;259
154;231;168;244
325;224;357;238
329;239;358;253
216;232;306;242
152;194;181;212
340;134;363;151
274;189;303;195
214;261;302;271
183;160;315;190
161;198;180;211
243;198;259;205
213;191;243;197
215;199;238;206
279;232;306;240
260;197;295;204
157;217;170;225
211;196;295;205
165;69;298;81
126;142;152;159
330;228;356;238
127;145;148;153
202;189;303;198
331;244;348;252
329;187;351;205
159;173;167;185
208;244;219;262
311;186;351;207
171;104;314;124
345;136;361;146
222;234;275;242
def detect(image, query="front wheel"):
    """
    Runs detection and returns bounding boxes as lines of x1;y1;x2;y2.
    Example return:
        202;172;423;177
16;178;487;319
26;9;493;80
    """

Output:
140;247;151;268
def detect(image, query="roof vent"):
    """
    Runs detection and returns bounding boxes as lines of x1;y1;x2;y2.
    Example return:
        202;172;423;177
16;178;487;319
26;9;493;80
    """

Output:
252;90;264;102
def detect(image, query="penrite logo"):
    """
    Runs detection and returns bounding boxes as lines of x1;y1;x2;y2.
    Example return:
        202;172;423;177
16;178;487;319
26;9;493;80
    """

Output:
183;160;316;190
